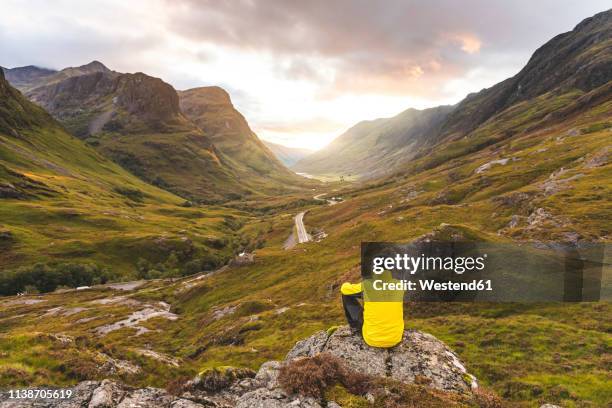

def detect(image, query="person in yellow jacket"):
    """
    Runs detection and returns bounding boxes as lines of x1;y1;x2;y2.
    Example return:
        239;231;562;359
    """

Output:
340;269;405;348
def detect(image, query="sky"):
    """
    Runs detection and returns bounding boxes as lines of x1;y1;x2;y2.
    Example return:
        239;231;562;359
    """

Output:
1;1;609;150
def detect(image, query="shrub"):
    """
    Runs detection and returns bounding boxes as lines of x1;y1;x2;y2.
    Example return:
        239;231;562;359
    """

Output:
113;186;146;202
473;387;504;408
165;376;191;396
278;353;373;400
0;262;109;295
58;357;100;380
235;300;272;317
0;367;30;387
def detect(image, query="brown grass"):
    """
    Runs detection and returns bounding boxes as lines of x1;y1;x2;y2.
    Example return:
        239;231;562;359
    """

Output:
279;353;508;407
165;375;191;395
278;353;373;399
473;387;505;408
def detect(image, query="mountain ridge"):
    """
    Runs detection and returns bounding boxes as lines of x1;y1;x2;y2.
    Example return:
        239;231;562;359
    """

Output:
0;69;244;275
5;62;308;202
178;86;296;182
295;8;612;179
294;105;453;178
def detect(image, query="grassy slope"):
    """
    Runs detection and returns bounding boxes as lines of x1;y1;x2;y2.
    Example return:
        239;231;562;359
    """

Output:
1;82;610;406
294;106;451;179
0;75;251;277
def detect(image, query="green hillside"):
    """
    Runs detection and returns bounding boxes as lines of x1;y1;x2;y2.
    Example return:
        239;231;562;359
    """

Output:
293;105;452;178
0;69;250;284
1;85;609;404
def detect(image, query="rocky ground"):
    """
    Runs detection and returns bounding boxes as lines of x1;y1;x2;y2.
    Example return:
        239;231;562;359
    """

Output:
0;326;478;407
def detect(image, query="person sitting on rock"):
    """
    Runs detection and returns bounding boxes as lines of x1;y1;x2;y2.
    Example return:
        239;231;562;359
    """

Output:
340;270;405;348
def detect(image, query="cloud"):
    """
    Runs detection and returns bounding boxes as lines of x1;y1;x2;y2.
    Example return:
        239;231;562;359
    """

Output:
164;0;609;98
1;0;609;149
258;117;343;135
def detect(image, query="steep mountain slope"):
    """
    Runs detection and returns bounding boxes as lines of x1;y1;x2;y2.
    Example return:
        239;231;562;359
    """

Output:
294;106;452;178
296;8;612;179
438;9;612;141
0;69;245;279
263;140;314;167
6;63;308;202
178;87;301;187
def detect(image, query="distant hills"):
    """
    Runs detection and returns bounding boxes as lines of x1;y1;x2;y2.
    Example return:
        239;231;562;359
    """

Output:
295;9;612;179
293;106;452;178
3;62;306;202
262;140;314;167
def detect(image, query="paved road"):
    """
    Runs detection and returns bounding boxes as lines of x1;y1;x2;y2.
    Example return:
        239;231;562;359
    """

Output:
294;211;311;243
313;193;338;206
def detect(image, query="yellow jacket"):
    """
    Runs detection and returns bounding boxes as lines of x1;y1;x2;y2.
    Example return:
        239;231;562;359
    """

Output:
341;277;404;348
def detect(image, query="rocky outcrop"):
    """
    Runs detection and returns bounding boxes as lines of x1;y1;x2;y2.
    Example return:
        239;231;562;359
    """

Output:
25;70;182;132
286;326;477;394
0;326;477;407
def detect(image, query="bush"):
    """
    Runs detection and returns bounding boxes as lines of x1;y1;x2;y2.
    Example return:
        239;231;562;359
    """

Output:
278;353;372;400
58;356;100;380
113;186;146;202
0;262;110;295
165;376;191;396
473;387;504;408
235;300;272;317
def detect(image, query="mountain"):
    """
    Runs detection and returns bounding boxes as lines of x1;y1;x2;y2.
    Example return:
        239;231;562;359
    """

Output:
178;86;300;188
0;69;242;277
438;10;611;141
296;8;612;179
2;60;112;92
2;65;56;90
294;106;452;178
262;140;314;167
5;63;307;202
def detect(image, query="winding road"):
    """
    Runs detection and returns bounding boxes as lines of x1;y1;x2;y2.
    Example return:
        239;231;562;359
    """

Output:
285;193;339;249
294;211;311;243
313;193;338;205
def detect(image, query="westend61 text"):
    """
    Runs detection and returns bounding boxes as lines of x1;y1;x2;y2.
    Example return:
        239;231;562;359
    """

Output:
373;279;493;291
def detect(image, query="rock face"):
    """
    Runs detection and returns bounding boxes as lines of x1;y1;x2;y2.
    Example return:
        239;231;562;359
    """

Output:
286;326;477;394
25;70;183;133
0;326;476;407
